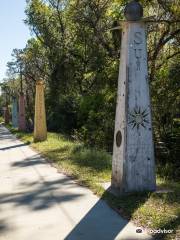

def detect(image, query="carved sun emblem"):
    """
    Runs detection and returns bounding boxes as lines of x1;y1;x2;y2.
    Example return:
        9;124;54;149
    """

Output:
128;107;149;129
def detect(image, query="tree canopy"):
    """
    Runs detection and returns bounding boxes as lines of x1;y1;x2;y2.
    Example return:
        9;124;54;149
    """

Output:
1;0;179;178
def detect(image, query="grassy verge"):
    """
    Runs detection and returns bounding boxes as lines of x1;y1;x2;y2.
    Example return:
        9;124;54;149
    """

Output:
5;124;180;240
0;116;4;123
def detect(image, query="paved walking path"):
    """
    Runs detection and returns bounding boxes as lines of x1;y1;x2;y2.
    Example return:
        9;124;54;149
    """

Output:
0;125;153;240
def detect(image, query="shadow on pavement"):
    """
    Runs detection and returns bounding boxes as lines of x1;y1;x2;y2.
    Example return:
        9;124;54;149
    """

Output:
0;126;17;142
0;219;10;233
64;198;153;240
0;177;83;211
0;143;30;151
64;200;127;240
11;155;46;168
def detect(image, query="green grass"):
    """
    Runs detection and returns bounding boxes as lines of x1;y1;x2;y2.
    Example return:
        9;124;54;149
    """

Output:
5;124;180;240
0;116;4;123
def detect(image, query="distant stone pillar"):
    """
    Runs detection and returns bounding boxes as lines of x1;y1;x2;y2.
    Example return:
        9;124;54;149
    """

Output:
34;80;47;142
4;104;10;124
111;0;156;193
18;93;26;131
12;97;18;128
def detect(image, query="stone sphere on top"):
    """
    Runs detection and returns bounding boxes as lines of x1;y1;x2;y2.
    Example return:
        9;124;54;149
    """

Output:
124;0;143;21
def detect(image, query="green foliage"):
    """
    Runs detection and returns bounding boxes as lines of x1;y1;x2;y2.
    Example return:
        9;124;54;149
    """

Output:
47;94;78;133
152;57;180;180
2;0;180;180
76;91;116;150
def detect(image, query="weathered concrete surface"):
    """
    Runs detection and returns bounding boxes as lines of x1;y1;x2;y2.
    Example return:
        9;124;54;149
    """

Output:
12;97;18;128
0;125;153;240
18;94;26;131
112;21;156;193
4;105;10;125
34;80;47;142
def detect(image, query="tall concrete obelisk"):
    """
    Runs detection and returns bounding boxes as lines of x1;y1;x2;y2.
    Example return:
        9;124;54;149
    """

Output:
18;71;26;131
4;103;10;125
34;80;47;142
18;93;26;131
12;97;18;128
111;0;156;193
